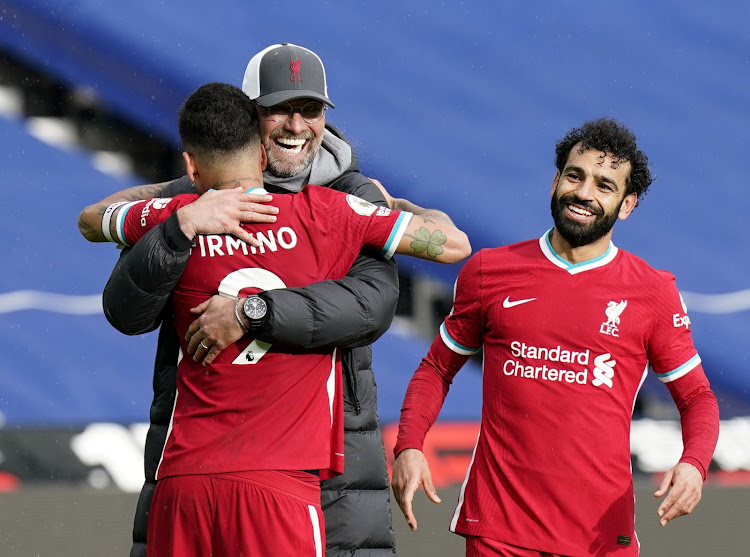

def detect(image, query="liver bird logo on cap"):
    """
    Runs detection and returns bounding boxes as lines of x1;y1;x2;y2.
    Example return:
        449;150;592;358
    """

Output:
290;59;302;82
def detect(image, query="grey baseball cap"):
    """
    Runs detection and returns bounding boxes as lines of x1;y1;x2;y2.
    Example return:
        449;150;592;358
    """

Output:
242;43;335;108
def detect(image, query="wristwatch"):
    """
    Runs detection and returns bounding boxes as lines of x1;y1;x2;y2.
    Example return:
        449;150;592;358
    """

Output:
242;295;268;331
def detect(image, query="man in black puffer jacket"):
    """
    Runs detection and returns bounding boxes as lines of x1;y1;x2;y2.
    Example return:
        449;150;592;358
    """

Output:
79;43;466;557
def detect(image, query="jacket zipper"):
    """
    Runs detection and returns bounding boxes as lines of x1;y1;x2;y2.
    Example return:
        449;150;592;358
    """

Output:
344;352;361;415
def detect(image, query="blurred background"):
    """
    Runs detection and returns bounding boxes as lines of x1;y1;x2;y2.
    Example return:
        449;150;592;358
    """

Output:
0;1;748;555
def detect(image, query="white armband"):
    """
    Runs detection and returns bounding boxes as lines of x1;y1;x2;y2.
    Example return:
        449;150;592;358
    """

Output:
102;201;130;243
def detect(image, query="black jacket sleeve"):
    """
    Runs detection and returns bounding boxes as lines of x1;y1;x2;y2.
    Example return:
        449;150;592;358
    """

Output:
259;253;398;349
102;177;194;335
258;172;399;349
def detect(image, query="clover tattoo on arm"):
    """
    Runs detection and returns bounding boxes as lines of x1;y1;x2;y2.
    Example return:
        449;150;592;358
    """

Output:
405;226;447;258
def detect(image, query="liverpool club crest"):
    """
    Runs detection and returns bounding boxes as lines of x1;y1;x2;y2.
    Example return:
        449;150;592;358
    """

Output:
600;300;627;337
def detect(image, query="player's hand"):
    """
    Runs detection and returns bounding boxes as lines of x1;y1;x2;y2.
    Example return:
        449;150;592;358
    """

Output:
653;462;704;526
369;178;395;210
391;448;441;531
185;295;245;366
176;186;278;246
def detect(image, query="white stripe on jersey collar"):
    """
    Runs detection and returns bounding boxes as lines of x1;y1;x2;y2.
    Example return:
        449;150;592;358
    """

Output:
539;229;619;275
204;187;269;194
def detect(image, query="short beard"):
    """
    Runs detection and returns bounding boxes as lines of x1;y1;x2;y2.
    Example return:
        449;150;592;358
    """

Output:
550;192;621;247
264;130;324;178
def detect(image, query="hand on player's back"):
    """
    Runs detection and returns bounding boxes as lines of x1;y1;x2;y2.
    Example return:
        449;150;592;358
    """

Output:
177;186;279;246
185;295;244;366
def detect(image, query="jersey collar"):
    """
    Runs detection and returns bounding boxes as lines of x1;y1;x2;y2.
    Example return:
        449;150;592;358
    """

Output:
539;229;619;275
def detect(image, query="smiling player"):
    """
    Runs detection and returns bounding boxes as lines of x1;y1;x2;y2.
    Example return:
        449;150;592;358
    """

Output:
392;118;719;557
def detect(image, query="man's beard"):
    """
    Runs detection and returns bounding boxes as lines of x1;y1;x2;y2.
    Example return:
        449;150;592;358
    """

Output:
263;129;324;178
550;191;621;247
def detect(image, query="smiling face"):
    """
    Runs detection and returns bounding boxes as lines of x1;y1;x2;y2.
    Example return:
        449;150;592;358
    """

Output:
550;144;637;248
258;98;326;178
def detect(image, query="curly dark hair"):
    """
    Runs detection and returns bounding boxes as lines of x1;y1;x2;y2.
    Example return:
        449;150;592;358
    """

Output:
178;82;260;164
554;118;652;204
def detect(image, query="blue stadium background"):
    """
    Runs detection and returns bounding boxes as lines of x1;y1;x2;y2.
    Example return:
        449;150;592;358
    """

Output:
0;0;748;429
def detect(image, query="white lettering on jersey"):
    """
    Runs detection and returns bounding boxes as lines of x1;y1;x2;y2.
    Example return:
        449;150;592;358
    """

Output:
138;197;173;227
140;199;156;227
196;227;299;257
503;358;587;384
207;235;225;257
152;198;172;209
510;341;589;365
673;313;691;329
225;236;249;256
277;227;297;249
255;230;277;253
507;341;618;389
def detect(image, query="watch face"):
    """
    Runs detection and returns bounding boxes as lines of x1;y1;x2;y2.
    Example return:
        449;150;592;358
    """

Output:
244;296;267;319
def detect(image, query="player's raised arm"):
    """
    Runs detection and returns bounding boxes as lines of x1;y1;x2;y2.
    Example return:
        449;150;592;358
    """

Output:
368;178;470;263
395;212;471;263
94;187;277;248
90;194;194;247
78;181;173;242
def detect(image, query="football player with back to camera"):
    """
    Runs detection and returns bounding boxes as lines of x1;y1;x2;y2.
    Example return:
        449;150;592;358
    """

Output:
391;118;720;557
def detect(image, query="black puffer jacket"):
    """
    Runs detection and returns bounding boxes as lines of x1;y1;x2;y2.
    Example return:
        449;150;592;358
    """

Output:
104;128;399;557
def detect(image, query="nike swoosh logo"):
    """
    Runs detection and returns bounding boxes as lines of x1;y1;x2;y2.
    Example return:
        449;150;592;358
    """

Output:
503;296;537;308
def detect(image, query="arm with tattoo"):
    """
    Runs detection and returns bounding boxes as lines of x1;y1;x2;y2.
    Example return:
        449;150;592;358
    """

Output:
396;213;471;263
368;177;459;226
77;181;172;242
392;199;457;227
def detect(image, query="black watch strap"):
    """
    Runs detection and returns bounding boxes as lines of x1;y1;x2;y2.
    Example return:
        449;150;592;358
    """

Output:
248;315;264;331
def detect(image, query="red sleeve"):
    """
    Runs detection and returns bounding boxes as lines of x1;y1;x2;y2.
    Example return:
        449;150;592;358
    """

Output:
314;187;411;260
665;363;720;480
647;273;719;479
119;194;198;245
394;252;483;455
647;272;699;378
439;252;484;354
393;338;471;455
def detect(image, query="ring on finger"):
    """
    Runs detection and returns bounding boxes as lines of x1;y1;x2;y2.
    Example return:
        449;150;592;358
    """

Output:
200;340;210;350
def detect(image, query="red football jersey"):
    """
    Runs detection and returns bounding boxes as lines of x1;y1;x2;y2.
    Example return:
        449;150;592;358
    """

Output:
120;186;412;480
396;231;716;556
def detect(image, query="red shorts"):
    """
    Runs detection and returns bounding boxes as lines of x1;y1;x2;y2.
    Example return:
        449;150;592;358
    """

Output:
147;470;324;557
465;536;568;557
